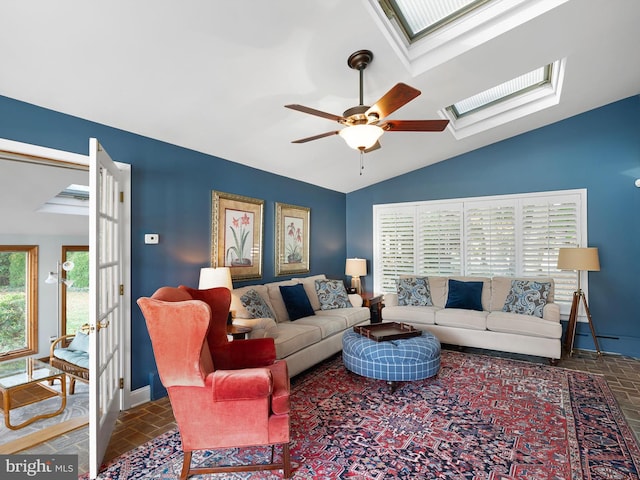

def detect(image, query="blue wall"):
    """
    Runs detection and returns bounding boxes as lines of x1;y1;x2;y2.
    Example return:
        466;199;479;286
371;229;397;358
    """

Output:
347;95;640;357
0;95;347;389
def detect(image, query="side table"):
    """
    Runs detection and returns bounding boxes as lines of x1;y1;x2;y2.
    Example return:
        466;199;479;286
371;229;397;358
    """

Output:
360;293;384;323
227;324;252;340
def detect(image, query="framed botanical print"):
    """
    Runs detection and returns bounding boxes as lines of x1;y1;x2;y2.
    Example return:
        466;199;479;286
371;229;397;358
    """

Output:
211;191;264;280
275;202;310;276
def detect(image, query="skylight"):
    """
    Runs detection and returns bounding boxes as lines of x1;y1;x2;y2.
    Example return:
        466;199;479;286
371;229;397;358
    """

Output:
440;59;566;139
365;0;569;75
448;65;551;118
380;0;491;43
37;183;89;216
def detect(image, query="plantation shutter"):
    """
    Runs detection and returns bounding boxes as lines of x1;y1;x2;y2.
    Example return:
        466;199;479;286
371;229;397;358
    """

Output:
416;205;462;275
520;195;580;304
464;202;516;276
374;205;416;292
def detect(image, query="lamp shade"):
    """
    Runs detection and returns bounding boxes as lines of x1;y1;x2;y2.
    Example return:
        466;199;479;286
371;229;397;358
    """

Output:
198;267;233;290
345;258;367;277
338;125;383;151
557;247;600;271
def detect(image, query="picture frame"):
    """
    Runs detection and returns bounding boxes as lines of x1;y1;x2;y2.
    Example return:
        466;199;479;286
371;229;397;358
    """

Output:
275;202;310;276
211;191;264;281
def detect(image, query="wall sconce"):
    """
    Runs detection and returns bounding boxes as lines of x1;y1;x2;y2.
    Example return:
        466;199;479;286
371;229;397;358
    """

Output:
345;258;367;294
45;260;74;338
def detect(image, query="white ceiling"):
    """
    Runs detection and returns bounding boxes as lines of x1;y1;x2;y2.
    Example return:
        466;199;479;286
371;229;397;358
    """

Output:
1;0;639;198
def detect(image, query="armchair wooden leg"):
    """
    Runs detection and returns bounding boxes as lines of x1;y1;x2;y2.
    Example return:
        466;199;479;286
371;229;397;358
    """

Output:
69;377;76;395
180;450;192;480
282;442;292;479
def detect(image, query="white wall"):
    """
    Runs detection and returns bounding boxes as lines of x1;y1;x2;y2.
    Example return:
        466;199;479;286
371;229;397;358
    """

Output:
0;233;89;359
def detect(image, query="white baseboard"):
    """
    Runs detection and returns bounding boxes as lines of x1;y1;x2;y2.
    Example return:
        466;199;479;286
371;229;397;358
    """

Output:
128;386;151;408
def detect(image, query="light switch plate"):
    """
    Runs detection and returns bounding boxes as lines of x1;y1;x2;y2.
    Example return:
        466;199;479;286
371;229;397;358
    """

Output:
145;234;159;244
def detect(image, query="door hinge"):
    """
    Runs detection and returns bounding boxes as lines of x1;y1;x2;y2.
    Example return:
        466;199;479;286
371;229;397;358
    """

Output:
120;284;124;296
119;378;124;389
120;191;124;203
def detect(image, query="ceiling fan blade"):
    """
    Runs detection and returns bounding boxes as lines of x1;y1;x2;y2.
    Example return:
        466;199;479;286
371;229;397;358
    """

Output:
381;119;449;132
285;104;344;122
291;130;340;144
366;83;421;120
364;141;381;153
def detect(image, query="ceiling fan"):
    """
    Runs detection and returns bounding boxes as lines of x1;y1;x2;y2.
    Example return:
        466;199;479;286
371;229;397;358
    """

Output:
285;49;449;156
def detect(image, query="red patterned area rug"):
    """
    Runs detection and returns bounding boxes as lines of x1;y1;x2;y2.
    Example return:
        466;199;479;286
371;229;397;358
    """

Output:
89;351;640;479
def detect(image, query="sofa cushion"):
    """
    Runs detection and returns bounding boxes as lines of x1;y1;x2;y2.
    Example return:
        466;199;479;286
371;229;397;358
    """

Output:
487;311;562;339
491;276;555;311
502;280;551;318
270;323;323;359
294;314;347;338
231;285;272;319
435;308;488;330
315;279;352;310
315;306;370;327
267;280;298;323
240;289;274;319
383;305;437;325
293;274;326;311
445;279;483;311
279;284;315;320
396;276;432;306
68;331;90;353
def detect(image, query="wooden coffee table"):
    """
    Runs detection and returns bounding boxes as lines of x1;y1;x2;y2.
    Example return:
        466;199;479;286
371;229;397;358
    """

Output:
0;357;67;430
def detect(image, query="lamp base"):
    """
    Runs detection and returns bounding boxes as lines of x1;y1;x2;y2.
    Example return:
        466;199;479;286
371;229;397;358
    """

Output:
564;289;601;356
351;277;362;295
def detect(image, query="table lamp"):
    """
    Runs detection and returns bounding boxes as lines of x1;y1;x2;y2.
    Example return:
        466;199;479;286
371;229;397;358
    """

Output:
557;247;601;356
345;258;366;294
199;267;233;324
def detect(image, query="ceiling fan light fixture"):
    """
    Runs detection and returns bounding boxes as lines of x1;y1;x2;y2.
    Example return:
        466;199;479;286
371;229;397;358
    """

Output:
339;124;384;151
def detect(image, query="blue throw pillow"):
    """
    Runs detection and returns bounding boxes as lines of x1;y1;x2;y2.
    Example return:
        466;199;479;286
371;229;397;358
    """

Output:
445;279;483;311
502;280;551;318
68;331;90;353
240;289;274;319
396;276;433;306
280;284;315;320
315;279;352;310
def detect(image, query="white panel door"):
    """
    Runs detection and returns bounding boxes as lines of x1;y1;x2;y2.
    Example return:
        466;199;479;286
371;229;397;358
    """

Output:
88;138;124;478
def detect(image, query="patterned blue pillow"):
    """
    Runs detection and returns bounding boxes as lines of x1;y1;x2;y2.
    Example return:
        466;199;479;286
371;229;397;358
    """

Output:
240;289;274;319
396;277;433;306
315;279;352;310
502;280;551;318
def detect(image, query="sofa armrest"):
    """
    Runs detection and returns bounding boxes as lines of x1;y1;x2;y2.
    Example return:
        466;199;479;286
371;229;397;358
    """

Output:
543;302;560;322
232;317;278;338
348;293;363;307
383;293;399;307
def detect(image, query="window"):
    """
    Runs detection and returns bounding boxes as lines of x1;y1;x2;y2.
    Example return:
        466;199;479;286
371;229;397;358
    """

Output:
61;246;89;336
373;189;586;313
441;60;566;139
0;245;38;359
379;0;491;43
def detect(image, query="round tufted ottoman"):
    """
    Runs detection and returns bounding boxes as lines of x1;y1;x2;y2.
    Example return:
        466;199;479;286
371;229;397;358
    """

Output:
342;329;441;391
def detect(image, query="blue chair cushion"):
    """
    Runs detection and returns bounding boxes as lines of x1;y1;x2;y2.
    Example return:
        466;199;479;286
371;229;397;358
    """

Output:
53;348;89;369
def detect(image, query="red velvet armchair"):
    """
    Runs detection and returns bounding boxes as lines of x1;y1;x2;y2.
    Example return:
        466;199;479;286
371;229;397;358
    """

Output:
137;286;291;479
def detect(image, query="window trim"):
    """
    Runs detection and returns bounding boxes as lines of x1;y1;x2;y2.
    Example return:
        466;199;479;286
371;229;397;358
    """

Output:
0;245;38;359
61;245;89;337
373;189;588;316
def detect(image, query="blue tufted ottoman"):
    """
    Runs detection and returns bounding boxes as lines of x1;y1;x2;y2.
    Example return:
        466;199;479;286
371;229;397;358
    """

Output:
342;329;441;391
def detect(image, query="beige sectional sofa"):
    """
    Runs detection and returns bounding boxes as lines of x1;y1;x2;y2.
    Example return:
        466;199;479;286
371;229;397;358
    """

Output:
383;275;562;363
229;274;370;377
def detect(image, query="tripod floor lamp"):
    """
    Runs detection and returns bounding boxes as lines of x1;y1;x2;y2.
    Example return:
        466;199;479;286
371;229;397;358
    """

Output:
557;247;601;356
